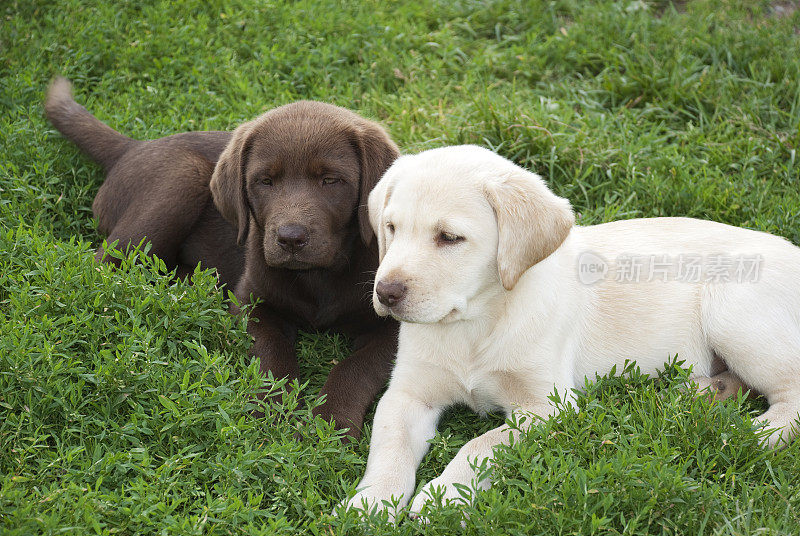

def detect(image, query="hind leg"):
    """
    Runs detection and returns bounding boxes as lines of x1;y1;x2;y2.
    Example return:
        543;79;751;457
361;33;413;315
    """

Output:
704;283;800;447
96;204;208;279
753;396;800;447
97;213;188;273
92;148;213;276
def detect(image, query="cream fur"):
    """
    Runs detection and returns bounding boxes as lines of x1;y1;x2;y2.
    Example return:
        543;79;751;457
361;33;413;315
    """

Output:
343;145;800;519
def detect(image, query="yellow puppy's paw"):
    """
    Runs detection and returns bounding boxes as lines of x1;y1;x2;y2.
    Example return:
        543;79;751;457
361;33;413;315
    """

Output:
409;478;470;518
335;490;403;522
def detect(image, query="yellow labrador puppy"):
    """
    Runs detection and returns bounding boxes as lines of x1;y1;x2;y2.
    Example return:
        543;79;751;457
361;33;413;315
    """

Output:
343;145;800;518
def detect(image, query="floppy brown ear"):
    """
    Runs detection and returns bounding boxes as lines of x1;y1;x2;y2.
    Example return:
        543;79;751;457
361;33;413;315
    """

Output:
484;167;574;290
352;119;400;246
210;120;255;245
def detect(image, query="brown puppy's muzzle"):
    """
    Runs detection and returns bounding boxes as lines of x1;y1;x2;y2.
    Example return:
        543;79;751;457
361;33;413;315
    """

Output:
262;207;346;269
276;223;309;254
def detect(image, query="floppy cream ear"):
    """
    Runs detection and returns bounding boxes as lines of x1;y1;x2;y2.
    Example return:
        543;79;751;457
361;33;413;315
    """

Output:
367;169;395;261
484;168;574;290
352;120;400;247
210;119;255;245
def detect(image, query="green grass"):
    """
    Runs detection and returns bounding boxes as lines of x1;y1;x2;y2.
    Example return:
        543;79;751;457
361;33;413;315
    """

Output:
2;0;800;533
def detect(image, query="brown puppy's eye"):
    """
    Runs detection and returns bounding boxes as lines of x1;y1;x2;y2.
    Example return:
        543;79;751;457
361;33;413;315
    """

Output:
261;176;273;186
322;177;342;185
437;231;464;246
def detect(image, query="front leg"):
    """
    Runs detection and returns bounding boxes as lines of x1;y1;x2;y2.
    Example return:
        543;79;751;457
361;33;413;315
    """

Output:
409;403;554;516
314;321;398;439
341;387;441;519
242;303;299;414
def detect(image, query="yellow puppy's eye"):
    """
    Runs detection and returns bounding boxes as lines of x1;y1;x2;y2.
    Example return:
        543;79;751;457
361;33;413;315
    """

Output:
438;231;464;245
386;223;395;233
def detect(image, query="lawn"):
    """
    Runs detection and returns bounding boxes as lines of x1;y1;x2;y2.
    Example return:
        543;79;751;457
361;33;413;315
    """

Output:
2;0;800;534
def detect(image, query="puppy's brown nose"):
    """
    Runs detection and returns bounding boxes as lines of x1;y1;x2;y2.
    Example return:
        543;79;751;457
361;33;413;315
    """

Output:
276;224;309;253
376;280;407;307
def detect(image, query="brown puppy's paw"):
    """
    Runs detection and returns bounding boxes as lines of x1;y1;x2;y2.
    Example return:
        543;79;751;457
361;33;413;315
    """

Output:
313;404;363;442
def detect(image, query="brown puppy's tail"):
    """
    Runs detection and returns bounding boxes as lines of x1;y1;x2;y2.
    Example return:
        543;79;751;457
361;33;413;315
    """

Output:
45;77;134;170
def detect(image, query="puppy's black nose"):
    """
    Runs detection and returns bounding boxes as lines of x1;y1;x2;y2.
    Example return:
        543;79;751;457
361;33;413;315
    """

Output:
376;280;407;307
276;224;309;253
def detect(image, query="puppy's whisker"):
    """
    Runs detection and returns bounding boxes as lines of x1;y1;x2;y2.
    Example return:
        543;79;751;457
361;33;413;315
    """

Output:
361;290;375;301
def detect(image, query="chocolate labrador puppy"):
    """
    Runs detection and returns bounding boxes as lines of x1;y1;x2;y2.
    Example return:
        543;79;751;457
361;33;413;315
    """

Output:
45;78;399;438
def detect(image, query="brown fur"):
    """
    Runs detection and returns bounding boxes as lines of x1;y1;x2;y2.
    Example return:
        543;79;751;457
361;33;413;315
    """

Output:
45;78;400;438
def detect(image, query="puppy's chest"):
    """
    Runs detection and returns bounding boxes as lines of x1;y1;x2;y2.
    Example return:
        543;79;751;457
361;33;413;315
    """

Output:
268;273;367;330
448;364;526;415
